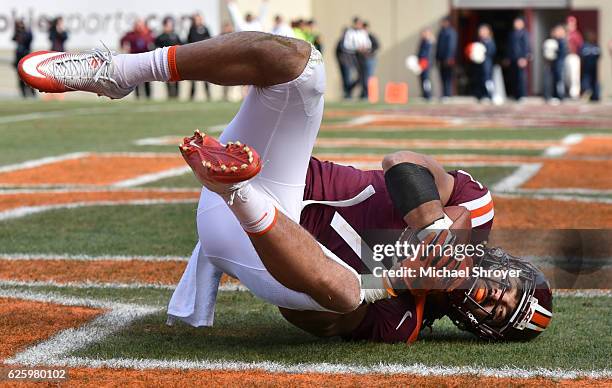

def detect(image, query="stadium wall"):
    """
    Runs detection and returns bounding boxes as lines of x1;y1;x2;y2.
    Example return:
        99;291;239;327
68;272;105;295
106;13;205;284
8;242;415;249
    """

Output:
312;0;448;102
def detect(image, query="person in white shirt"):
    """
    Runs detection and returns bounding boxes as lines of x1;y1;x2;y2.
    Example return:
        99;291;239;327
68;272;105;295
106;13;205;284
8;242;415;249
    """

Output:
271;15;294;38
226;0;269;32
342;17;371;99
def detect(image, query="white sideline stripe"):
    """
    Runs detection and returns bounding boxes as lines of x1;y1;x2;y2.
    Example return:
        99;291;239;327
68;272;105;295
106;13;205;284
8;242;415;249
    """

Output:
492;163;542;192
112;166;191;188
7;357;610;380
0;198;198;221
0;152;89;174
0;253;188;262
495;192;612;204
0;279;247;292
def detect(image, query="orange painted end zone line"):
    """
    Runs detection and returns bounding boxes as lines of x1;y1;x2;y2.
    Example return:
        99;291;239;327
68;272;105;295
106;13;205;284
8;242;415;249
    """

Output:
0;297;102;360
0;154;186;187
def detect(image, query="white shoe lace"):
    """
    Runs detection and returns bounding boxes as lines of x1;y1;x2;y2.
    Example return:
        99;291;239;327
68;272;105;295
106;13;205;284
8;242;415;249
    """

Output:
51;43;119;87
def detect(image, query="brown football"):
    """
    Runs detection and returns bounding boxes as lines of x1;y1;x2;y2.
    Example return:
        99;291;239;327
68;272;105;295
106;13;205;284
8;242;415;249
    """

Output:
444;205;472;245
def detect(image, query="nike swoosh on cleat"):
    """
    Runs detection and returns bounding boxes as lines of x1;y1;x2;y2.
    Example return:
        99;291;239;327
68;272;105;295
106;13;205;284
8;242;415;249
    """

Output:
21;52;60;78
396;309;413;330
189;140;202;149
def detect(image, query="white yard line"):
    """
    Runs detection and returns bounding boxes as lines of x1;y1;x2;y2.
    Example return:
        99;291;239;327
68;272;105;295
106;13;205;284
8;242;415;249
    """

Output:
543;134;585;157
7;356;611;380
0;288;608;378
0;279;246;292
0;153;89;174
0;253;187;262
0;108;123;125
0;104;214;126
0;198;198;221
491;164;542;192
112;166;191;188
135;136;184;146
0;288;160;367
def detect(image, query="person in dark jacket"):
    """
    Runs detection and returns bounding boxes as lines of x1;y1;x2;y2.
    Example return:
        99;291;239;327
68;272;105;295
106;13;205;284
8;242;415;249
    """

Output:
507;17;530;100
435;17;457;99
335;27;352;99
187;13;212;101
13;19;36;98
49;16;68;52
156;16;183;99
476;24;496;101
580;30;600;101
417;28;434;100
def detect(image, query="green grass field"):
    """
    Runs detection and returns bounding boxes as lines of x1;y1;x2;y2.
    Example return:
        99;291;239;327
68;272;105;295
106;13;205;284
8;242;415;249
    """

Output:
0;99;610;379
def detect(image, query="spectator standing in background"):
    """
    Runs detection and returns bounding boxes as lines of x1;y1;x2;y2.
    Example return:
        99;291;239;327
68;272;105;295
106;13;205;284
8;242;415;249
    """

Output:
436;17;457;99
507;17;530;100
292;19;308;41
417;28;434;101
187;13;212;101
120;19;155;99
226;0;268;32
565;16;583;99
13;19;35;98
271;15;294;38
363;22;379;83
156;16;182;99
49;17;68;52
580;31;600;101
336;27;352;99
343;17;371;99
476;24;496;101
544;25;567;102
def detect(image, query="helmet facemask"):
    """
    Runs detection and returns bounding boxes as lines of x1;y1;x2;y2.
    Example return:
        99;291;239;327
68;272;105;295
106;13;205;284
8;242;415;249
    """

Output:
448;247;552;341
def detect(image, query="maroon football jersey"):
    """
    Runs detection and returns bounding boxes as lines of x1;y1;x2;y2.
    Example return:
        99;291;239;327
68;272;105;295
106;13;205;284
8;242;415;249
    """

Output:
300;157;493;343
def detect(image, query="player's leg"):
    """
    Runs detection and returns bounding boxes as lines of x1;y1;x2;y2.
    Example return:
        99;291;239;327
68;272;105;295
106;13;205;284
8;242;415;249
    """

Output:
176;35;363;312
18;32;310;99
182;130;361;313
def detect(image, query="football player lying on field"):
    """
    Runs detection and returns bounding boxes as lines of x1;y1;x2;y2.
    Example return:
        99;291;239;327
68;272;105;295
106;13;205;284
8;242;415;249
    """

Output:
19;31;552;344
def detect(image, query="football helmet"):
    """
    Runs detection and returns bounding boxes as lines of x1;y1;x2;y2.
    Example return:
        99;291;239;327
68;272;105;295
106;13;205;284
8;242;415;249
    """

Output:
447;247;553;341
